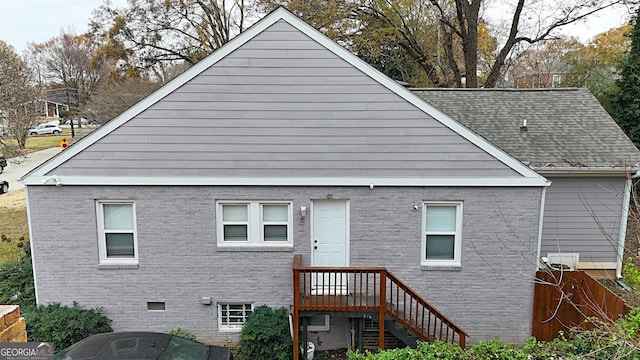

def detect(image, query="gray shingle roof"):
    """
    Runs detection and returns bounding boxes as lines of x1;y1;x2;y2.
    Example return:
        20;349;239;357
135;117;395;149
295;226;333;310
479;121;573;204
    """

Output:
411;88;640;169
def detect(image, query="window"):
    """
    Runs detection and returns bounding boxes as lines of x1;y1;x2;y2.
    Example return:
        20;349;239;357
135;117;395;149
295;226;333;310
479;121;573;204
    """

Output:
422;202;462;267
307;314;330;331
217;201;292;247
218;303;253;331
97;201;137;264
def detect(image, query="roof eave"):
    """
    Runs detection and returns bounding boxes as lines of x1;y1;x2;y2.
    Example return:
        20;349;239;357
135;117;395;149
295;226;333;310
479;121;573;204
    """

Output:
534;166;640;177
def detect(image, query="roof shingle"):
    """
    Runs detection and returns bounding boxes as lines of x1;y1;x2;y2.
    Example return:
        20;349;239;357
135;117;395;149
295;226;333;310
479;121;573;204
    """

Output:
411;88;640;169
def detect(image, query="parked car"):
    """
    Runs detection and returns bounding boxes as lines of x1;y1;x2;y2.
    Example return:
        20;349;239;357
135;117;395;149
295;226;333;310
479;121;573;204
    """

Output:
0;180;8;194
0;155;6;174
28;124;62;136
65;118;88;126
53;332;233;360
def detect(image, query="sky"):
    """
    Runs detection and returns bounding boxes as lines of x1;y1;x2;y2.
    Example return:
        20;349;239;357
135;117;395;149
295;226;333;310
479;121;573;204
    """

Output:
0;0;635;55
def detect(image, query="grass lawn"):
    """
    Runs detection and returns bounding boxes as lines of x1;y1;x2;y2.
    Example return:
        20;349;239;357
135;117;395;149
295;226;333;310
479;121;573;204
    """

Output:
0;134;69;264
25;131;72;152
0;207;29;263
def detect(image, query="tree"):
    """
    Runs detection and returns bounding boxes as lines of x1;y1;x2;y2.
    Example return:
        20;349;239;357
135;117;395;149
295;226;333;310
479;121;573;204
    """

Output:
34;32;112;133
562;25;632;112
610;7;640;147
261;0;635;88
428;0;636;88
90;0;256;72
0;41;39;152
507;36;583;88
87;77;160;124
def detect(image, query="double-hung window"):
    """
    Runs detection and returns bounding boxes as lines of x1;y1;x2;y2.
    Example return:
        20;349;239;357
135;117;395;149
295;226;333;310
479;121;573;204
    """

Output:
422;202;462;267
217;201;292;247
96;201;138;265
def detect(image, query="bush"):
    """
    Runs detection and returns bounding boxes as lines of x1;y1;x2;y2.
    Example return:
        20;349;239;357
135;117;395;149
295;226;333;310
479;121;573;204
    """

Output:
467;339;527;360
348;341;465;359
240;305;292;360
0;247;35;308
22;303;112;350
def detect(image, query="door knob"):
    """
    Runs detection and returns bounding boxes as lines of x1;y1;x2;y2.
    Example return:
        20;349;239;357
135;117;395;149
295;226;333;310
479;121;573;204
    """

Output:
314;246;318;250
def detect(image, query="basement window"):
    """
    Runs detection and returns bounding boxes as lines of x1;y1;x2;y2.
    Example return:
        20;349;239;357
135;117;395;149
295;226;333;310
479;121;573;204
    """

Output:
147;302;166;311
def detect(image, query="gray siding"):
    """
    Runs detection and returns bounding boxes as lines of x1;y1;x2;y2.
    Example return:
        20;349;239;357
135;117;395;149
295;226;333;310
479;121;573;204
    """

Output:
28;185;542;345
541;177;626;265
52;21;518;178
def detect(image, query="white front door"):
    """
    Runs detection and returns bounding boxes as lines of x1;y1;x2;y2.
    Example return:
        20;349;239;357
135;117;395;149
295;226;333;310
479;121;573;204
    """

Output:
312;200;349;294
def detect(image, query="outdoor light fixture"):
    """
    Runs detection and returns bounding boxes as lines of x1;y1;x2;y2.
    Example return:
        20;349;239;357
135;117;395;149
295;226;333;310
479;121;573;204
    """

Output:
300;206;307;217
42;175;62;186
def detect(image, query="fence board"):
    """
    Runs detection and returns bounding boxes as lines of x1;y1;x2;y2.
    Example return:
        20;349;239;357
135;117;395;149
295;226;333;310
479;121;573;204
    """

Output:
532;271;632;341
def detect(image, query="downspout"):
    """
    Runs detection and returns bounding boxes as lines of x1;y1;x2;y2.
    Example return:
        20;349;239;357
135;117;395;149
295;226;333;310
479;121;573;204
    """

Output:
616;171;639;278
25;186;39;305
536;182;550;270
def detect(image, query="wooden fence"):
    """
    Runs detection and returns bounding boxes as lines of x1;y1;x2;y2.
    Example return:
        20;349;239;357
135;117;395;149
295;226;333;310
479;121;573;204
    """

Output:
532;271;632;341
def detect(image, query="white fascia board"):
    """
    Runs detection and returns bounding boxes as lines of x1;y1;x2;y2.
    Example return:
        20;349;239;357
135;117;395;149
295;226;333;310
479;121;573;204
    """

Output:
22;176;549;187
23;8;543;183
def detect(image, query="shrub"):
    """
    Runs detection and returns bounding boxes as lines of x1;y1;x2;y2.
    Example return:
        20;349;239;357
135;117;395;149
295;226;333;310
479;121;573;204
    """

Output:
240;305;292;360
167;327;198;341
22;303;112;350
622;260;640;289
0;247;35;308
466;338;527;360
348;341;465;359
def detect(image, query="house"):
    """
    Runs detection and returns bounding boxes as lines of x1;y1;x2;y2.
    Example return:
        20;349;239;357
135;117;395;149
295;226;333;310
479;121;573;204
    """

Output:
21;8;639;356
411;88;639;278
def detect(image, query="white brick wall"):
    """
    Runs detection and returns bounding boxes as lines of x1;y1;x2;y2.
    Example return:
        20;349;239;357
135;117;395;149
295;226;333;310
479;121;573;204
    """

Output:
28;185;541;346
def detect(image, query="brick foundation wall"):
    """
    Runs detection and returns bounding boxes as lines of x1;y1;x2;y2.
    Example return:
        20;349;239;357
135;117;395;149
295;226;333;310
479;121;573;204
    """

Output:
0;306;27;342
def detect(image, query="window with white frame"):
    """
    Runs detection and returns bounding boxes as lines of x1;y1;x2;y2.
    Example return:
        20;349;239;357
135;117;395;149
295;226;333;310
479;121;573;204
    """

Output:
96;201;138;264
218;303;254;331
217;201;292;246
422;202;462;267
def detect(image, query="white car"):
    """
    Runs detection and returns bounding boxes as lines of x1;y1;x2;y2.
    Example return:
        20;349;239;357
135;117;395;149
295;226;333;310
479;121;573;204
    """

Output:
28;124;62;135
65;118;87;126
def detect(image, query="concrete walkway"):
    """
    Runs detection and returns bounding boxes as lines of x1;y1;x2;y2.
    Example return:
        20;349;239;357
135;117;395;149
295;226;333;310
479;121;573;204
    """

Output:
2;147;63;193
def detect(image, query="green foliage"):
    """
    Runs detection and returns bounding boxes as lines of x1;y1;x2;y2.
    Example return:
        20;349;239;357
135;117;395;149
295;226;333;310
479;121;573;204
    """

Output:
23;303;112;350
58;110;70;118
610;8;640;147
166;327;197;341
240;305;292;360
0;246;35;308
623;259;640;289
466;338;527;360
348;341;466;359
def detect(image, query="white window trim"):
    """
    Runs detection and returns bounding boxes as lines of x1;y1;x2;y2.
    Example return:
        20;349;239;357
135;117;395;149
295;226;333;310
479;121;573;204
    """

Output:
307;314;330;331
217;201;293;247
421;202;462;268
217;303;254;332
96;200;138;265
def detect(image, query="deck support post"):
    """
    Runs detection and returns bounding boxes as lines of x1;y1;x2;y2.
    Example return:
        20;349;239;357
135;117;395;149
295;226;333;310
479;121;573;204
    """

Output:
378;270;386;350
293;256;301;360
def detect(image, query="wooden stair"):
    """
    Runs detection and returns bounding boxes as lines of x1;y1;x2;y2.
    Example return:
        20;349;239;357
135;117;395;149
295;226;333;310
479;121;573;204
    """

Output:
292;255;467;360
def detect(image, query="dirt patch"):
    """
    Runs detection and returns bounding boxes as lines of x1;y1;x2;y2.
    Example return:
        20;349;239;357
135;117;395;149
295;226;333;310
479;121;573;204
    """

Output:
0;190;26;211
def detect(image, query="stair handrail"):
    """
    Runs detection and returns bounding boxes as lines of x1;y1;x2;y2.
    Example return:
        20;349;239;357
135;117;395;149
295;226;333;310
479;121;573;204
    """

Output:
292;254;467;347
385;270;467;347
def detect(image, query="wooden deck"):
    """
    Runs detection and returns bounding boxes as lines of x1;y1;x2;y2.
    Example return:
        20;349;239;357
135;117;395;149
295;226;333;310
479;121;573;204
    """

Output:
292;254;467;360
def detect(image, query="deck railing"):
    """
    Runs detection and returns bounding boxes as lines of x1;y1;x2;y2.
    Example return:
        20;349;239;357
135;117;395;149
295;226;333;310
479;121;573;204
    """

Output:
292;255;466;359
